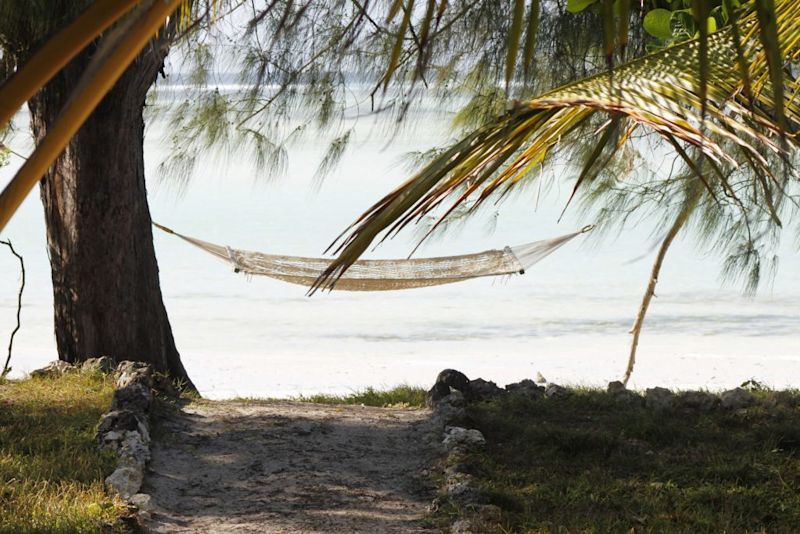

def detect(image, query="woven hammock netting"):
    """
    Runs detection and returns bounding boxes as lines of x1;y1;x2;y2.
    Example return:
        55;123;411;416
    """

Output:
153;223;592;291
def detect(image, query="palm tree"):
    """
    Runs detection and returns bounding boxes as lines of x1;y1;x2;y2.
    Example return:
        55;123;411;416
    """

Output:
314;0;800;381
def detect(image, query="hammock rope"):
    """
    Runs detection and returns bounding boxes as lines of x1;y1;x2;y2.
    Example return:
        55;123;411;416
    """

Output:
153;222;593;291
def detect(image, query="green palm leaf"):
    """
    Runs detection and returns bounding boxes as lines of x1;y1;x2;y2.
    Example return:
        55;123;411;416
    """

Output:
312;0;799;292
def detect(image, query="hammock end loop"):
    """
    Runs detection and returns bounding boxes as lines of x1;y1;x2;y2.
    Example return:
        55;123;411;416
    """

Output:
152;221;175;235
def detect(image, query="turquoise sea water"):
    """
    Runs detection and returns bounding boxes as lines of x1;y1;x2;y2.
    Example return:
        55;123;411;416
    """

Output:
1;98;798;398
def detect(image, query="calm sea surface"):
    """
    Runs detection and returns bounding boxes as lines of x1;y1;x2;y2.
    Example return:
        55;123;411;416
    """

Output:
1;97;798;397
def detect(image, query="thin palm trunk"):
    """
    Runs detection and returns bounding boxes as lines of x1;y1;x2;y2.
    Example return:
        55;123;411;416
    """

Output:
623;194;700;385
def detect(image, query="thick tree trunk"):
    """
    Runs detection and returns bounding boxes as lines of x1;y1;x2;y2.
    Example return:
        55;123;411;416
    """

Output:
26;41;195;389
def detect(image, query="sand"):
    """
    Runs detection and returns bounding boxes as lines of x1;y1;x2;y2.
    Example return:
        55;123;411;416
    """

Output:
140;400;440;533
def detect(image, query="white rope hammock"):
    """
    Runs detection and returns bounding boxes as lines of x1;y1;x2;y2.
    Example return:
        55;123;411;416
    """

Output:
153;222;593;291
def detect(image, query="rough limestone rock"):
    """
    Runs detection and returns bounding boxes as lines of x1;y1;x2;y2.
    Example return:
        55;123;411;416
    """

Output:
443;472;483;505
442;390;466;407
443;426;486;451
607;381;626;394
112;381;153;413
436;369;470;393
615;390;644;406
98;362;154;505
100;426;150;465
118;432;151;467
116;361;152;387
443;461;471;479
505;379;544;398
130;493;155;511
444;473;475;497
434;392;467;426
98;410;147;439
678;391;720;411
467;378;504;401
427;496;443;514
545;383;570;399
720;388;756;410
30;360;73;378
81;356;115;374
645;387;676;409
607;381;642;404
105;466;143;499
426;382;452;407
434;404;466;427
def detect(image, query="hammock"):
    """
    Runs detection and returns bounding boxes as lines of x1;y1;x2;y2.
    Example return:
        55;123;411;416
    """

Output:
153;222;593;291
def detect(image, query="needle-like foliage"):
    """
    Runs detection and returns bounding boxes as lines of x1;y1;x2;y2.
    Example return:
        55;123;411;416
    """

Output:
312;0;799;293
154;0;615;187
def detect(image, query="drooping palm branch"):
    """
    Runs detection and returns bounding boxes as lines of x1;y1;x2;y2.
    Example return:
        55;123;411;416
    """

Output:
312;0;800;294
0;0;140;129
0;0;188;234
0;1;235;233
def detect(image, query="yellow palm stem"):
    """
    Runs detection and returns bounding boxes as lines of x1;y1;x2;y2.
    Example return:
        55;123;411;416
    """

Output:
0;0;141;127
0;0;183;233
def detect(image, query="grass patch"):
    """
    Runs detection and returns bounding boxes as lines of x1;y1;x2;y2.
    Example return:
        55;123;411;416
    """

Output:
296;385;427;408
229;385;427;408
445;388;800;533
0;371;127;533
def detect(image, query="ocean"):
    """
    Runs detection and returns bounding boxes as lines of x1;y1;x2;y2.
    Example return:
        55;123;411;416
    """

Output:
1;97;798;398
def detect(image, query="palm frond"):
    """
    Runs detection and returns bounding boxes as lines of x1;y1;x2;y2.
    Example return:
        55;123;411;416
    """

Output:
311;0;800;292
0;0;185;233
0;0;140;128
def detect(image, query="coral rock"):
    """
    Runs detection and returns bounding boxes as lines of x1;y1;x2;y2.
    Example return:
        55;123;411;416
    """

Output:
435;369;470;393
645;387;675;409
506;379;544;398
30;360;73;378
720;388;756;410
105;467;143;499
81;356;115;374
467;378;504;401
443;426;486;451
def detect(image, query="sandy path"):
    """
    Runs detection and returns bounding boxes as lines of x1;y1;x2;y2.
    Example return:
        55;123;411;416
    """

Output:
140;400;440;533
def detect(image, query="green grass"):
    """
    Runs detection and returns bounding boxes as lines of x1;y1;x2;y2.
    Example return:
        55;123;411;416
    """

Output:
0;371;127;533
230;385;428;408
442;388;800;533
296;385;427;407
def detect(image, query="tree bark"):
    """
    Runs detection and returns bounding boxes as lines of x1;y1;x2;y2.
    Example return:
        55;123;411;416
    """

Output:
26;40;195;389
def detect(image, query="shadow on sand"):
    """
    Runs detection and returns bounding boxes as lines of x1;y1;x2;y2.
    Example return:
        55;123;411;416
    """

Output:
140;399;440;533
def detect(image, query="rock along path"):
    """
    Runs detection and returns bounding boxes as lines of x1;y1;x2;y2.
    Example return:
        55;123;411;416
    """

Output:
140;400;440;533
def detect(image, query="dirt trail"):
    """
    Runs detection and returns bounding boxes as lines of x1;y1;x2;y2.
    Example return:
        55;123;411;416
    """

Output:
140;400;440;533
